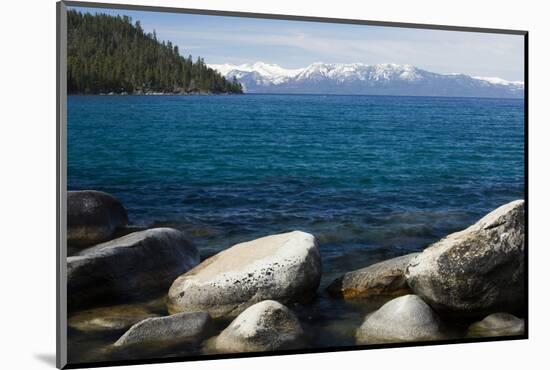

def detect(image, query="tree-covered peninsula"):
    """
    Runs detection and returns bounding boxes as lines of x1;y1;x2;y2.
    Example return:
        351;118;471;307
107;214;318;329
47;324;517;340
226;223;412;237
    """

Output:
67;10;243;94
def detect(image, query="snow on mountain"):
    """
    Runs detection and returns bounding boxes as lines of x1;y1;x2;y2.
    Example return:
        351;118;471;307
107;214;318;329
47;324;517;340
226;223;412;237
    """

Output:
472;76;524;86
293;63;424;83
209;62;303;87
209;62;524;98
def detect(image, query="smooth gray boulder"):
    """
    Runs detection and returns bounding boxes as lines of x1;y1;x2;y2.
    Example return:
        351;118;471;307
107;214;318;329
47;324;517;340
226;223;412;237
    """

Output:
356;294;443;344
406;200;525;315
467;313;525;338
167;231;321;318
68;303;160;333
213;300;304;353
114;311;213;348
68;190;128;246
327;253;419;299
68;228;199;310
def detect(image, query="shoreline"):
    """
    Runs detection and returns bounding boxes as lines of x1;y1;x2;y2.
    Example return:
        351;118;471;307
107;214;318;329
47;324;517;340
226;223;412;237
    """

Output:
68;91;243;96
66;191;526;364
66;92;525;100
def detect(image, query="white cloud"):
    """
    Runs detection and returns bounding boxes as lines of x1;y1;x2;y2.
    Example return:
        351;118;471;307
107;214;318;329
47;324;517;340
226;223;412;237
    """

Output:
152;21;524;81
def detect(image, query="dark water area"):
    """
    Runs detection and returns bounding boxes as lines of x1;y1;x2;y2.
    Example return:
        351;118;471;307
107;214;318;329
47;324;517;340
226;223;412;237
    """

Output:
67;94;524;364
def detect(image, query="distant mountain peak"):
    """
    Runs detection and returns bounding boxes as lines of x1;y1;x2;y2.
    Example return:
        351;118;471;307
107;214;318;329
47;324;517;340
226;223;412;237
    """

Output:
209;62;523;98
210;62;303;85
472;76;524;86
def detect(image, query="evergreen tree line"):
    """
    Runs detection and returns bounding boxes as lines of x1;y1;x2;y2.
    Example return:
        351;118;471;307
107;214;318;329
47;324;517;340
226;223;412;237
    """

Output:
67;10;243;94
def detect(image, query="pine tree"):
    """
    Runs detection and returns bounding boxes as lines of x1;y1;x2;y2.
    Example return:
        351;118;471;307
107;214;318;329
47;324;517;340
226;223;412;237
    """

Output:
67;10;242;94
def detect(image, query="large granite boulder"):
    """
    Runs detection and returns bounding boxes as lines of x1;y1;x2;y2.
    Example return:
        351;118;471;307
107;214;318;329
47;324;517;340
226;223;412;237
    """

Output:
114;311;213;348
68;190;128;246
213;300;304;353
68;228;199;310
356;294;443;344
327;253;419;299
405;200;525;316
467;313;525;338
167;231;321;318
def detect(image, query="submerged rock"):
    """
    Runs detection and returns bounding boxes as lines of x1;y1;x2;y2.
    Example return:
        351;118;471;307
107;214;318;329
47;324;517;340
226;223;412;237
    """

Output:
68;228;199;311
213;300;304;353
406;200;525;316
356;294;443;344
114;311;213;348
68;190;128;246
467;313;525;338
68;303;160;333
327;253;419;299
167;231;321;318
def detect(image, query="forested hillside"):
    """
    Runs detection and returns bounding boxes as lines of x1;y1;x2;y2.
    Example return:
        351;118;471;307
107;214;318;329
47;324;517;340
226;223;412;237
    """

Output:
67;10;243;94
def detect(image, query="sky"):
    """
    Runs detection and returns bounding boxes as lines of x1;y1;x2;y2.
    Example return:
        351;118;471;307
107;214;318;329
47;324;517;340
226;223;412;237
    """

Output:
70;6;525;81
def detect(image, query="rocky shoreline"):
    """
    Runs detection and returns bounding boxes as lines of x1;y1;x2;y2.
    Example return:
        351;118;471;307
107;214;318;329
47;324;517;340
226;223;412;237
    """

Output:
67;191;525;360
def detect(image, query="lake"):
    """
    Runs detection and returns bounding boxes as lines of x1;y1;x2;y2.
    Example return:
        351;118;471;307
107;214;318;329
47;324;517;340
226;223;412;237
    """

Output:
67;94;524;362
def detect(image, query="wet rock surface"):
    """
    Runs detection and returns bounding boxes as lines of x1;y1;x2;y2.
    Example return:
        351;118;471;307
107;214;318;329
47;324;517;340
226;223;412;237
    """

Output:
114;311;214;348
467;313;525;338
327;253;419;299
68;303;161;333
68;228;199;311
67;190;128;247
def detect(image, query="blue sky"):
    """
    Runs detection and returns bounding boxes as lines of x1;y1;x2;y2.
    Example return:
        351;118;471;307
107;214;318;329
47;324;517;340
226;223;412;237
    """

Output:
71;6;524;81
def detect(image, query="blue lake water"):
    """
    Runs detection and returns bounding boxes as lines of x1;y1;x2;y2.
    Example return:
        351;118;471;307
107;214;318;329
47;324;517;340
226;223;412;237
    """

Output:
67;94;524;361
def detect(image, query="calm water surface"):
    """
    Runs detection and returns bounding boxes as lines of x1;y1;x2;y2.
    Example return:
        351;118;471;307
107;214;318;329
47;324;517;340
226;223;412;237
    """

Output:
67;94;524;363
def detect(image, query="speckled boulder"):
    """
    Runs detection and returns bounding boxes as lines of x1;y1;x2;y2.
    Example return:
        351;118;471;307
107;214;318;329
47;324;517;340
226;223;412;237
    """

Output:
406;200;525;315
167;231;321;318
213;300;304;352
356;294;443;344
68;190;128;246
327;253;419;299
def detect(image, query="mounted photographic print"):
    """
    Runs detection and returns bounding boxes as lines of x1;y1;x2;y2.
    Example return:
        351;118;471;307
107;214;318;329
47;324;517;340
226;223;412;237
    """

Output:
56;1;527;368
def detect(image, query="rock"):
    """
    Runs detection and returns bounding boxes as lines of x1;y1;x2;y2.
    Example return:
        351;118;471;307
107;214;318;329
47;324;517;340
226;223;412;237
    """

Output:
68;303;160;333
405;200;525;315
114;311;213;348
68;190;129;246
213;300;304;352
356;294;443;344
68;228;199;311
327;253;419;299
167;231;321;318
467;313;525;338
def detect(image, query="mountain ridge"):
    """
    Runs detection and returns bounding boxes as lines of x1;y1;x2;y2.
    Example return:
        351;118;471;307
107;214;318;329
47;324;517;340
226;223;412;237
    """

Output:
209;62;523;98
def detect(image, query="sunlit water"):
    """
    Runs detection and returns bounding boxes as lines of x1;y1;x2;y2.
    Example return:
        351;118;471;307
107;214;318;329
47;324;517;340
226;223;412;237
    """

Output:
67;94;524;364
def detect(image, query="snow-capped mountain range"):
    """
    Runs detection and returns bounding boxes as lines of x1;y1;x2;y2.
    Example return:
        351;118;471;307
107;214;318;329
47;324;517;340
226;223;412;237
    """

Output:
209;62;524;98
